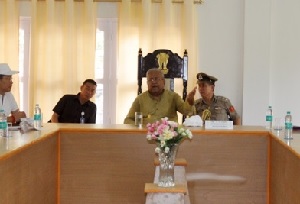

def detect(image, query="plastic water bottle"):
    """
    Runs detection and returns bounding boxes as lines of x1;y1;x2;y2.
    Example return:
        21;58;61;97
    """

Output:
80;111;85;124
284;111;293;139
34;104;42;130
0;109;8;137
265;105;273;130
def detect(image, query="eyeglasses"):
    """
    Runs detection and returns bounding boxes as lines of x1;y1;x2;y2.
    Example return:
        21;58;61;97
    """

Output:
147;77;163;83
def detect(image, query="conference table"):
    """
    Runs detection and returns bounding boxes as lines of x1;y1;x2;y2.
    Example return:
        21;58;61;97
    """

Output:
0;123;299;204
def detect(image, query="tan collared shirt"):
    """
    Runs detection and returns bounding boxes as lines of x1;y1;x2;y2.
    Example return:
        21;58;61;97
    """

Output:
124;90;193;124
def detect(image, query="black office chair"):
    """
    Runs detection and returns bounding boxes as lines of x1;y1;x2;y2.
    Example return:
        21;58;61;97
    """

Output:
137;48;188;101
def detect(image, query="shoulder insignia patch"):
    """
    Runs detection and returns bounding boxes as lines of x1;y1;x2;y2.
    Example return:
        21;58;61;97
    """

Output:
229;106;235;112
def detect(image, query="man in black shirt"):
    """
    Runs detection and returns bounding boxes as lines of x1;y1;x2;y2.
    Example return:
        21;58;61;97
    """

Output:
50;79;97;123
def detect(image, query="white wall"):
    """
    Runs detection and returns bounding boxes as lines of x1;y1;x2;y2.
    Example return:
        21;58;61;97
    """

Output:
242;0;272;125
198;0;300;126
270;0;300;125
197;0;244;123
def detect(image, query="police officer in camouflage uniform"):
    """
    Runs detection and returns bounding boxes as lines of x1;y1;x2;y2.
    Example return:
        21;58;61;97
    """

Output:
186;72;241;125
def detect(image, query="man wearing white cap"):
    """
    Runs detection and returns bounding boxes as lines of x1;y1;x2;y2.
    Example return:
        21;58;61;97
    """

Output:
0;63;26;124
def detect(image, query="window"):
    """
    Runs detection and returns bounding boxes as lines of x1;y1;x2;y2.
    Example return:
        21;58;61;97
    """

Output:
95;18;117;124
18;17;117;124
18;17;31;115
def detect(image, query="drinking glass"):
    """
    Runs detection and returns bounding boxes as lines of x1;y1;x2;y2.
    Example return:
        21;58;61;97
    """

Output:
273;117;283;131
135;112;143;128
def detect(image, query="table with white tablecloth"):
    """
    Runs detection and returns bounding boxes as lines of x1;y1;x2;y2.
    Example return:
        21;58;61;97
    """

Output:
145;161;190;204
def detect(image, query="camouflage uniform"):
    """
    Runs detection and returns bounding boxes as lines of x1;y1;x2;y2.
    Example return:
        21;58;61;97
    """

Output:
194;95;239;121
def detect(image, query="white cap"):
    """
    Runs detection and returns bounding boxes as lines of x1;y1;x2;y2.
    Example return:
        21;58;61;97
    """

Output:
0;63;19;76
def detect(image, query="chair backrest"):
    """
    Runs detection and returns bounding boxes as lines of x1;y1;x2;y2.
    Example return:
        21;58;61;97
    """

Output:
137;48;188;101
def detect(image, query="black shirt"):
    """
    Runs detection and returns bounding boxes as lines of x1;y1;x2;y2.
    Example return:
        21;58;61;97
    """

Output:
53;93;96;123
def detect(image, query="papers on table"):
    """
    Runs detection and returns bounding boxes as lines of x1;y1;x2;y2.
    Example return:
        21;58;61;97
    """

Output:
183;115;203;127
8;126;20;131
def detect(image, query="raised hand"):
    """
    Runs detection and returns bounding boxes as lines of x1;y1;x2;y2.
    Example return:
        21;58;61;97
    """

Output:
186;86;197;105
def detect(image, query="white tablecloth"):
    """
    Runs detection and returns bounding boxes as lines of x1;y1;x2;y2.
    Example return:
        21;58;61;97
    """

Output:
145;166;190;204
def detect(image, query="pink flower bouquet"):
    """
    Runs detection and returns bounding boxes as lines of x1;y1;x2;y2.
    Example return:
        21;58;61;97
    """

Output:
146;117;193;153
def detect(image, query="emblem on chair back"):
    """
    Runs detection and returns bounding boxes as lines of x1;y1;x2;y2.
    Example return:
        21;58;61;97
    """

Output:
138;48;188;101
156;53;169;74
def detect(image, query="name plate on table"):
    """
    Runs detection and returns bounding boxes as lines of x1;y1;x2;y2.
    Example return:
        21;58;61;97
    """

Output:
205;121;233;129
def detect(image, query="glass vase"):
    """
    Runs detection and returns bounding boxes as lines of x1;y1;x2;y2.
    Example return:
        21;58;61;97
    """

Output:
158;144;179;187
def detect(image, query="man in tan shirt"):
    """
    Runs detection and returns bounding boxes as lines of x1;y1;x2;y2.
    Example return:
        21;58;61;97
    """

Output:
124;68;194;124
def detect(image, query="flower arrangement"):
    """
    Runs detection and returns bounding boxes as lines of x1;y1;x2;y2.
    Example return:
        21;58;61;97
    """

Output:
146;117;193;153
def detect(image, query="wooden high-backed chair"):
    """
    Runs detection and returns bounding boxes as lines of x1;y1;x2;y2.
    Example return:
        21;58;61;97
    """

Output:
137;48;188;101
